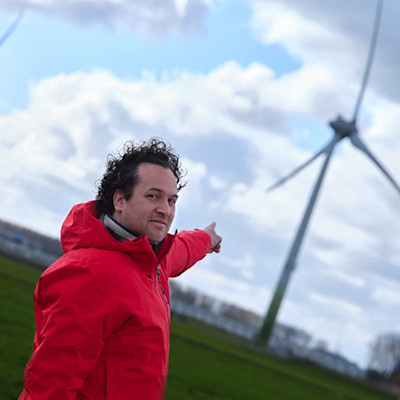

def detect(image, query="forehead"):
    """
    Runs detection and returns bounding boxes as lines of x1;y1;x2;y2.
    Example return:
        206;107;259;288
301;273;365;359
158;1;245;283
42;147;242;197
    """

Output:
136;162;178;192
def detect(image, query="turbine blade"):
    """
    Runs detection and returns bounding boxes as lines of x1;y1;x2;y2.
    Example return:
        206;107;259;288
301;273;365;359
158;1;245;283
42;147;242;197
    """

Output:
352;0;383;123
350;133;400;196
0;4;26;48
266;143;331;193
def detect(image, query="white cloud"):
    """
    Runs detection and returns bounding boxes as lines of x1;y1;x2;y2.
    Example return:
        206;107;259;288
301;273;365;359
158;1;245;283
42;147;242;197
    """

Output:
320;268;366;289
0;63;293;235
219;253;255;280
0;0;210;36
247;0;400;105
371;277;400;306
177;263;270;314
208;176;228;190
310;292;363;318
249;1;347;63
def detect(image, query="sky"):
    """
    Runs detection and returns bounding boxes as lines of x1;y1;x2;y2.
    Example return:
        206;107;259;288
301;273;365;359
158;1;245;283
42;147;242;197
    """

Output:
1;0;400;369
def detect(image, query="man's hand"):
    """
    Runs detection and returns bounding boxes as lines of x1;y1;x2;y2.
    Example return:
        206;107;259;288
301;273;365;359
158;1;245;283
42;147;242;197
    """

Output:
203;222;222;253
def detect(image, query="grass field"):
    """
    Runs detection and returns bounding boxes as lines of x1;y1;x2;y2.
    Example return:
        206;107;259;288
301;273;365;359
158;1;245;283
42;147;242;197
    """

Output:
0;255;394;400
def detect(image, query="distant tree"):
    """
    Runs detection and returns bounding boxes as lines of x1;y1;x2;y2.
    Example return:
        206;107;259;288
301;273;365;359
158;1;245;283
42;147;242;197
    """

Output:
197;294;216;312
270;324;312;357
389;362;400;384
219;304;261;328
170;281;197;304
369;332;400;376
365;368;387;381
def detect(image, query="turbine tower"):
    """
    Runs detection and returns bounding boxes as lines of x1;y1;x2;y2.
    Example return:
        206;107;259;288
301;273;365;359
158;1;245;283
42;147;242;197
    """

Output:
255;0;400;347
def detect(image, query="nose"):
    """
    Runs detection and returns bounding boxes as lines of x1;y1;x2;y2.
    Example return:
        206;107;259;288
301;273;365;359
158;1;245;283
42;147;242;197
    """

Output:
156;199;171;217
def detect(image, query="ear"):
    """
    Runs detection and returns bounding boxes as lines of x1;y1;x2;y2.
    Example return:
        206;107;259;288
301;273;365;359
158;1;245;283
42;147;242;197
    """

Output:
113;190;125;213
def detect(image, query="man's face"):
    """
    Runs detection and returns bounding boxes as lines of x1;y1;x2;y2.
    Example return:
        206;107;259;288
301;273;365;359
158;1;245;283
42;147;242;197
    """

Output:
112;162;178;244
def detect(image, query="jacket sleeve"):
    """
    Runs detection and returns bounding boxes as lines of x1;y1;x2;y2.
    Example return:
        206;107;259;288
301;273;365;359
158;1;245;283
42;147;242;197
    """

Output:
165;229;211;277
21;258;118;400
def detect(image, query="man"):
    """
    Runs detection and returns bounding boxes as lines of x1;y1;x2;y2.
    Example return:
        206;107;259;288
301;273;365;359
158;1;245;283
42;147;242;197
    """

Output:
19;138;222;400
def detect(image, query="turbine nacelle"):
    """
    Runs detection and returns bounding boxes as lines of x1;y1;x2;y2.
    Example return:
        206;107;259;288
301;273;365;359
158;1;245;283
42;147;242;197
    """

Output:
329;115;357;138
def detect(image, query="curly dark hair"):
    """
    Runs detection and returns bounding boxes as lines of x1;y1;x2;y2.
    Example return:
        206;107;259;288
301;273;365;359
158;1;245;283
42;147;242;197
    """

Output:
96;138;186;215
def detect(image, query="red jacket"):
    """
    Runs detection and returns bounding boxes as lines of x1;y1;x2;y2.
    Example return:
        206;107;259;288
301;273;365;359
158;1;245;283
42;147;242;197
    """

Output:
19;201;211;400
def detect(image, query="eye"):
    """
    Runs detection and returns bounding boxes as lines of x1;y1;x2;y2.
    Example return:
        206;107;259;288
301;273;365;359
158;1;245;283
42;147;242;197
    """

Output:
147;194;158;199
168;198;177;205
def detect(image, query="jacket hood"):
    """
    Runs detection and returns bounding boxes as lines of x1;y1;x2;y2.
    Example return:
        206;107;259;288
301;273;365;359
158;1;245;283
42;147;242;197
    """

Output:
60;201;175;262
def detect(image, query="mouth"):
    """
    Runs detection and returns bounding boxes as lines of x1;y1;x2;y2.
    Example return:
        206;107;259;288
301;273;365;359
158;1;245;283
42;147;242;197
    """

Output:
150;219;168;228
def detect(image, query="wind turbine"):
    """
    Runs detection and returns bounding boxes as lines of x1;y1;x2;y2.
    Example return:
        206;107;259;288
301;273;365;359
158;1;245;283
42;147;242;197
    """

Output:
0;3;26;48
255;0;400;347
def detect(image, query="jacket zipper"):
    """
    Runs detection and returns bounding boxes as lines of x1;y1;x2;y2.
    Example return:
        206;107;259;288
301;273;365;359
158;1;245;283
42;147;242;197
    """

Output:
103;362;107;399
156;266;170;324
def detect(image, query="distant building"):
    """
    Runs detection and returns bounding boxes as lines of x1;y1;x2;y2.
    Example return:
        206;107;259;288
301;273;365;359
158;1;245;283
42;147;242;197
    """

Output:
307;347;364;379
0;219;63;268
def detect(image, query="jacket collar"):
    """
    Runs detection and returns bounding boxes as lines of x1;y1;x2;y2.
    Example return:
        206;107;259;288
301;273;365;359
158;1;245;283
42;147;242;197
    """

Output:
101;213;165;254
102;213;137;241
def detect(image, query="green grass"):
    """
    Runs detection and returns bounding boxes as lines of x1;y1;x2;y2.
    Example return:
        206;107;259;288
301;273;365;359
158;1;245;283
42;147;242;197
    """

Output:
1;255;394;400
166;319;392;400
0;255;41;399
